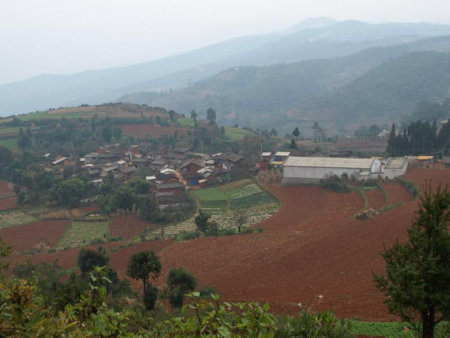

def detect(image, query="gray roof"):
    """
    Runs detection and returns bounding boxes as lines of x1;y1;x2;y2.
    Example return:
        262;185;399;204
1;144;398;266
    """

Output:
284;156;375;169
156;182;185;190
385;157;407;169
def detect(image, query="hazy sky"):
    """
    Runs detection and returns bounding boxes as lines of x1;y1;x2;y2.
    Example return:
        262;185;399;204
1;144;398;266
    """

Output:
1;0;450;85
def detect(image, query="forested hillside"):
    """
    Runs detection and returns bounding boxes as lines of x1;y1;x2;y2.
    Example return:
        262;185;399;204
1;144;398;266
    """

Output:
123;37;450;133
305;51;450;123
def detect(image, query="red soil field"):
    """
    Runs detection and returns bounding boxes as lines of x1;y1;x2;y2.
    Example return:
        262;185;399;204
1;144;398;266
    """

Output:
69;203;101;216
6;242;124;274
0;180;15;197
119;124;188;138
110;215;158;240
2;167;449;321
0;220;70;253
381;183;411;205
0;198;18;211
365;190;385;210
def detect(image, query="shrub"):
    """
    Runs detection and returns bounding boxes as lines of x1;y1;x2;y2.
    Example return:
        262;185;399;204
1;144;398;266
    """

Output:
143;285;159;311
320;176;351;193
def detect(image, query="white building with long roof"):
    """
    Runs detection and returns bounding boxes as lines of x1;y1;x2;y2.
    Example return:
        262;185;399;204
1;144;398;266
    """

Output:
282;156;382;184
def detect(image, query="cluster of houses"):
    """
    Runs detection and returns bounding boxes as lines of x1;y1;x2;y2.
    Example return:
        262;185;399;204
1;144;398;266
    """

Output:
46;143;247;211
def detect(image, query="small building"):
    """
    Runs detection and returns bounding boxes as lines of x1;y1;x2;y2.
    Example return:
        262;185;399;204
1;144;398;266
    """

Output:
383;157;408;179
261;152;272;160
282;156;382;184
181;159;203;176
260;158;270;171
156;182;185;196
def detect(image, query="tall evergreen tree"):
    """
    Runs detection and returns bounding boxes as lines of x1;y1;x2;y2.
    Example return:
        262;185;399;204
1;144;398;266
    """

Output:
292;127;300;138
374;184;450;338
387;123;396;155
290;139;298;150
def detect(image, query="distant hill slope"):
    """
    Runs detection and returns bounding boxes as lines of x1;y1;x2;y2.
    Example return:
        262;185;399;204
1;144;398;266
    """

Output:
3;20;450;116
302;51;450;123
121;37;450;132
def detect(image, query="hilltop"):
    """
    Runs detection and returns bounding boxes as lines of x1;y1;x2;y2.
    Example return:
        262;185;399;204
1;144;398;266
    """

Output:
2;20;450;116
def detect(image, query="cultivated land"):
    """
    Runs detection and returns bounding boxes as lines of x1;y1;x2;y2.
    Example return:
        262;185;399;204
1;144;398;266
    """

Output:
118;124;189;138
56;220;110;250
191;179;279;229
2;167;449;336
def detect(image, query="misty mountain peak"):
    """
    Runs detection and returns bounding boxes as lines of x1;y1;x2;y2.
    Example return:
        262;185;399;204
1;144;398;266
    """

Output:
284;17;338;34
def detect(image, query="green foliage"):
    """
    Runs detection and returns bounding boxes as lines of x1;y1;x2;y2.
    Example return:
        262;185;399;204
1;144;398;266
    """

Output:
194;210;212;234
276;310;353;338
373;183;450;338
77;247;109;275
144;285;159;311
321;176;351;193
126;250;161;294
397;177;420;199
53;178;86;206
0;235;11;279
167;267;197;308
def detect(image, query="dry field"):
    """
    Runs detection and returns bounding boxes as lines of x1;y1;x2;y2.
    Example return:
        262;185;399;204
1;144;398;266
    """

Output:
110;215;159;240
2;167;448;321
0;220;70;253
0;198;18;212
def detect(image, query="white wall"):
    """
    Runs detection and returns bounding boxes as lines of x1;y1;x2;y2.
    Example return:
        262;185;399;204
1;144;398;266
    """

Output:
283;166;364;180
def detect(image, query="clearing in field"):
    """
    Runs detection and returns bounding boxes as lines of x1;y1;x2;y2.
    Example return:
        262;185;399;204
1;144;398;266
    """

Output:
0;210;36;228
192;179;279;228
56;220;110;250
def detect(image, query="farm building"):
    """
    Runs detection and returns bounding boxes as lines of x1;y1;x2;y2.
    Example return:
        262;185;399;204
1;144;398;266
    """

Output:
282;156;382;184
383;157;408;178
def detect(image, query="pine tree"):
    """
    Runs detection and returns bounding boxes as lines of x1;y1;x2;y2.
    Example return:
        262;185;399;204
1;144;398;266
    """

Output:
374;183;450;338
292;127;300;138
387;123;396;156
290;139;298;150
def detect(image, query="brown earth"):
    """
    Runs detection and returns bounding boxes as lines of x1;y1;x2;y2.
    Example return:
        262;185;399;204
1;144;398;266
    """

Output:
0;220;70;253
110;215;159;240
0;198;18;211
119;124;188;138
365;190;386;210
2;167;449;321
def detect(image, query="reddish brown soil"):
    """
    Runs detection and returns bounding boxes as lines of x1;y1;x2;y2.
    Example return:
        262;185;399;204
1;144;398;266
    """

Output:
6;242;124;274
381;183;411;205
119;124;188;138
0;198;18;211
69;203;101;215
110;215;159;240
3;167;450;321
0;220;70;253
0;180;15;197
365;190;386;210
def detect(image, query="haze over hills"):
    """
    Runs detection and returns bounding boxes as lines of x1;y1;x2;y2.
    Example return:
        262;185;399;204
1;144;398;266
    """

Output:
119;36;450;135
2;18;450;118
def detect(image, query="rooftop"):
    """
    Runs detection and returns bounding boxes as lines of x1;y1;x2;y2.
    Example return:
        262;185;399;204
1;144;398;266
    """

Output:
284;156;376;169
156;182;185;190
275;151;291;157
385;157;407;169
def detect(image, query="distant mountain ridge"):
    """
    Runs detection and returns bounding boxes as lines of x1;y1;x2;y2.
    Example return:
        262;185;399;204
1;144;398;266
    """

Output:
122;36;450;134
3;18;450;117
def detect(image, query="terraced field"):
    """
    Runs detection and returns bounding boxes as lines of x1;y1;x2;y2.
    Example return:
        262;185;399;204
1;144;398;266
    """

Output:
56;220;110;250
191;179;279;229
0;210;36;228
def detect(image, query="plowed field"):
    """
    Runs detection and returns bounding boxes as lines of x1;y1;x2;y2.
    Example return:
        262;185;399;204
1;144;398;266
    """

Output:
119;124;188;138
2;167;449;321
110;215;158;240
0;198;18;211
0;220;70;253
365;190;385;210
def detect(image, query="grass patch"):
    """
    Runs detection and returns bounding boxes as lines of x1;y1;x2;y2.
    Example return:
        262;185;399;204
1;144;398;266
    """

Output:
0;138;18;149
0;210;36;228
177;117;195;127
192;188;228;209
379;202;405;213
224;126;255;141
56;221;109;250
351;320;450;337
